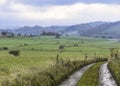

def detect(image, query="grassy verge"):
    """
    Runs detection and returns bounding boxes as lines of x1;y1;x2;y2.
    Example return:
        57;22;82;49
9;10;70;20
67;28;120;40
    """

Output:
1;58;107;86
77;62;104;86
108;59;120;85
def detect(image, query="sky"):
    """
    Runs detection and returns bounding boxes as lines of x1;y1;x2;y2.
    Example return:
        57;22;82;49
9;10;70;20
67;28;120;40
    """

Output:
0;0;120;26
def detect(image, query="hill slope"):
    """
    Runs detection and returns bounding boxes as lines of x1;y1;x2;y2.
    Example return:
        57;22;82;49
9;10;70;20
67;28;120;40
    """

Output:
80;21;120;38
1;21;120;38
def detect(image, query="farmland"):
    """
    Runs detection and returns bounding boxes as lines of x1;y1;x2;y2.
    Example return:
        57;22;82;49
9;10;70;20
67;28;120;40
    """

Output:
0;36;120;85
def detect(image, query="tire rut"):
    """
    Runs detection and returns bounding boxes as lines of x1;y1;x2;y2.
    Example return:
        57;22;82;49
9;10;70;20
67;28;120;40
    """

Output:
99;63;117;86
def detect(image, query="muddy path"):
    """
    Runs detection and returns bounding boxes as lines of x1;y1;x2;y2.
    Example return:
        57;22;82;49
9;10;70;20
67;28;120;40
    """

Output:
58;63;94;86
99;63;117;86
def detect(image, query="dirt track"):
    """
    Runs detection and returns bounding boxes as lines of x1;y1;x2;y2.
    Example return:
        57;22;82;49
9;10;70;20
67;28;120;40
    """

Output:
99;63;117;86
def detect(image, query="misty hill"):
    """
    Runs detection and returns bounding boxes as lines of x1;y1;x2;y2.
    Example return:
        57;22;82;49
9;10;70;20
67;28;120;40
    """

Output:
79;21;120;38
13;22;104;36
1;21;120;38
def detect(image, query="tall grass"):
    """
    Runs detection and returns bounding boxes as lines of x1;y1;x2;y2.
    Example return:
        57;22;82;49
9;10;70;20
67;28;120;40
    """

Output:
108;59;120;85
1;58;107;86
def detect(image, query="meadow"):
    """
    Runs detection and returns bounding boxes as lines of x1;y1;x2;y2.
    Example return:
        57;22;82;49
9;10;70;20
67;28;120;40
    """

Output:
0;36;119;85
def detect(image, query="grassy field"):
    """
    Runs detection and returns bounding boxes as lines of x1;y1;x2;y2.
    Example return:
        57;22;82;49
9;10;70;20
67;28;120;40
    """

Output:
0;36;119;85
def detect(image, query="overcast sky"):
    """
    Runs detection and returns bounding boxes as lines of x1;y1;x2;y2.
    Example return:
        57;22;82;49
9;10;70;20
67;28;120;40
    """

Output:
0;0;120;26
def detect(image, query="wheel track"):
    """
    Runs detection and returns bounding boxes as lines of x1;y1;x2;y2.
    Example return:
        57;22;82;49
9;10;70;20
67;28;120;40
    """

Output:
99;63;117;86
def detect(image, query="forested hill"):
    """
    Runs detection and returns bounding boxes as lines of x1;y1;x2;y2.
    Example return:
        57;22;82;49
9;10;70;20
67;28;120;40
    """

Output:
1;21;120;38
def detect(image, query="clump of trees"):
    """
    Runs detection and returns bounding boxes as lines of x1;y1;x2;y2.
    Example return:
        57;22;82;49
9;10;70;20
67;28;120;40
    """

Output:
1;31;15;37
41;31;61;38
1;32;7;36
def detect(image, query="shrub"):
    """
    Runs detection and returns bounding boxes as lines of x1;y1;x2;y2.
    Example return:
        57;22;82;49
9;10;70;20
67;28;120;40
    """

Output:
59;45;64;50
24;43;28;46
73;44;79;47
9;50;20;56
59;45;64;53
57;42;59;44
2;47;8;50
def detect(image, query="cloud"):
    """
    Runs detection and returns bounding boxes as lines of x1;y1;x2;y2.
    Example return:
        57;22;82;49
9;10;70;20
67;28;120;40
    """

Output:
0;0;120;26
9;0;120;6
0;0;6;6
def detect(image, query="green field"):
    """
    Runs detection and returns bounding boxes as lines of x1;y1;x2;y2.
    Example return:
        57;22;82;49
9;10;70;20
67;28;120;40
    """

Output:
0;36;120;85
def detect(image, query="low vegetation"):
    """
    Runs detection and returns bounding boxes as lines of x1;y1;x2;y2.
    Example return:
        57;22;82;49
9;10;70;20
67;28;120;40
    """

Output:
77;62;104;86
9;50;20;56
0;36;119;85
108;48;120;85
1;58;107;86
108;59;120;85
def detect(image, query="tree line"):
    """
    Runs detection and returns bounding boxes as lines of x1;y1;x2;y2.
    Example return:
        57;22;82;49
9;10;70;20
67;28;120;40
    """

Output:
0;31;61;38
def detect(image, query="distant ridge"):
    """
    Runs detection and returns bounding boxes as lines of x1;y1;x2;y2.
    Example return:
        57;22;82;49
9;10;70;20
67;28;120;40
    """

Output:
1;21;120;38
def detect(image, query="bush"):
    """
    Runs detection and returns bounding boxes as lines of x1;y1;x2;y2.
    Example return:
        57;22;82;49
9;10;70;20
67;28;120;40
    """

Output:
59;45;64;53
73;44;79;47
59;45;64;50
24;43;28;46
57;42;59;44
9;50;20;56
2;47;8;50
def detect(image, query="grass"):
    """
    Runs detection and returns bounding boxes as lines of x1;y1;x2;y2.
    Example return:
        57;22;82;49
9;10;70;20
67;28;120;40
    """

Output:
108;59;120;85
77;62;104;86
1;58;107;86
0;36;119;85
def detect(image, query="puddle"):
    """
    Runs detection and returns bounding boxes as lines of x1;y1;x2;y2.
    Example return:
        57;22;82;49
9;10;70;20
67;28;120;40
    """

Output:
99;63;117;86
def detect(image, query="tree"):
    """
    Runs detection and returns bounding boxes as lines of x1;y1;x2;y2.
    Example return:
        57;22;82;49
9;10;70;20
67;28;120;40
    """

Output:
29;34;33;37
10;33;14;37
17;33;21;37
55;33;60;38
1;32;7;36
42;31;46;35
